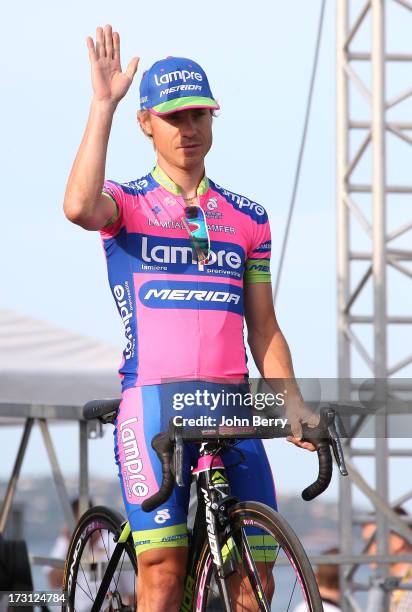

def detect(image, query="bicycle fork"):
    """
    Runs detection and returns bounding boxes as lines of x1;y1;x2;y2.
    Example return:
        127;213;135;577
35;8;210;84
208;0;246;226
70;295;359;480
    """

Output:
194;450;235;611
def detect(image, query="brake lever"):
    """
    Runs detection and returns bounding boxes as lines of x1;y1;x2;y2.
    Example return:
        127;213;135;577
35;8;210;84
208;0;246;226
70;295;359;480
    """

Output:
174;434;184;487
324;408;348;476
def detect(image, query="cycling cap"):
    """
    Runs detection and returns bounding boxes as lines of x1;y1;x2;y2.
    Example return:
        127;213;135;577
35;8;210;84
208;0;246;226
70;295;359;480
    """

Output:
139;56;220;116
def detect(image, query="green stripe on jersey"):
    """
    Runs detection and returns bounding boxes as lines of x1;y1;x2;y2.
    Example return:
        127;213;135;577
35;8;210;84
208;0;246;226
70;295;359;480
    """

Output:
244;258;271;283
133;523;188;554
222;534;278;563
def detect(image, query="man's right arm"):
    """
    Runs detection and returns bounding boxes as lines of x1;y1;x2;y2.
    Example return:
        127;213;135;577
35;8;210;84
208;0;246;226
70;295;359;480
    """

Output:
63;25;139;231
63;99;119;230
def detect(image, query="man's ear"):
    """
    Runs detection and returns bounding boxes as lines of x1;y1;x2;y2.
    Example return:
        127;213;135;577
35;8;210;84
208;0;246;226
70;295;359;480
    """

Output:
137;110;152;137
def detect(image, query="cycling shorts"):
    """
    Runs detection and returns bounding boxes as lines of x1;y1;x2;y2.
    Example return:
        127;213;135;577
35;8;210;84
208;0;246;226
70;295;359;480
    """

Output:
113;380;278;557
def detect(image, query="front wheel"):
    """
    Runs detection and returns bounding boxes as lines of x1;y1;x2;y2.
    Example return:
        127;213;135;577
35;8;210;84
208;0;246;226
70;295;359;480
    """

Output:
62;506;137;612
194;501;323;612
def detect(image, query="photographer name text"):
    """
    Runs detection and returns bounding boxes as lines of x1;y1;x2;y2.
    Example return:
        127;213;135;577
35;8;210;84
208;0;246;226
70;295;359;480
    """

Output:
172;415;288;428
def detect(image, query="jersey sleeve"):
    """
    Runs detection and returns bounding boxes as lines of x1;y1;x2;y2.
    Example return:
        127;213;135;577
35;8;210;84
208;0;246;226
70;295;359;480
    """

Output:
100;179;126;238
244;214;272;284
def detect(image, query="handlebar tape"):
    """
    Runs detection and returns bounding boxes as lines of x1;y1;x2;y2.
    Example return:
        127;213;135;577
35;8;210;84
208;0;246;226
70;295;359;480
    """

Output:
301;441;333;501
141;432;174;513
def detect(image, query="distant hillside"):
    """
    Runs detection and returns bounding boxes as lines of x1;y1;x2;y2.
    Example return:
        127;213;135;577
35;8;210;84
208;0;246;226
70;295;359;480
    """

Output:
0;476;339;553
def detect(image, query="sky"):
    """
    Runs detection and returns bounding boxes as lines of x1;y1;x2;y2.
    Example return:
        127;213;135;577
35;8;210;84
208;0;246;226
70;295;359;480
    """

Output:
0;0;411;510
0;0;338;375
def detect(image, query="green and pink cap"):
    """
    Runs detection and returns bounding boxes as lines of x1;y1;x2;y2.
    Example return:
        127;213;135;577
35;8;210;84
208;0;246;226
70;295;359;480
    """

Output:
139;56;220;116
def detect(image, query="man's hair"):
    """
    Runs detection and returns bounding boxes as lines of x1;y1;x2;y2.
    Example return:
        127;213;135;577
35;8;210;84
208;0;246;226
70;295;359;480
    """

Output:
365;505;408;519
364;505;409;536
316;547;340;591
393;505;408;517
71;496;93;517
391;505;409;537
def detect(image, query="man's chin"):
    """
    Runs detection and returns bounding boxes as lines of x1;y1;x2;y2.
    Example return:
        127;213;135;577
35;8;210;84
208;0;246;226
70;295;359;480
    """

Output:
176;152;205;170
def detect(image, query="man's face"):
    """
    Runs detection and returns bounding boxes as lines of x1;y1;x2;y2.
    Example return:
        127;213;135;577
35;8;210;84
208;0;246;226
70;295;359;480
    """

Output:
362;523;377;557
139;108;213;170
362;522;408;572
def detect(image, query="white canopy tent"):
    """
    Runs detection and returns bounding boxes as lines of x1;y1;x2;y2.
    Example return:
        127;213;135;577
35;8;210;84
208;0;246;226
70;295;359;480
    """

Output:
0;309;122;405
0;309;125;549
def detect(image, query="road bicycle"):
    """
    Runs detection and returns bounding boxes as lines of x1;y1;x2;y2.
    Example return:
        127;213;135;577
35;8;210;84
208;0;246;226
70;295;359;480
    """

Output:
62;399;348;611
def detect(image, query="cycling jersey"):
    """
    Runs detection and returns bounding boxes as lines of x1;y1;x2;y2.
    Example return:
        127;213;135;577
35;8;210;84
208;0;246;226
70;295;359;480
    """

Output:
100;164;272;389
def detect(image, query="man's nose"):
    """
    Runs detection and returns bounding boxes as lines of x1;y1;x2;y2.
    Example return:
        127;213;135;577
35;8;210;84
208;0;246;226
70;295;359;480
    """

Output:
179;116;196;136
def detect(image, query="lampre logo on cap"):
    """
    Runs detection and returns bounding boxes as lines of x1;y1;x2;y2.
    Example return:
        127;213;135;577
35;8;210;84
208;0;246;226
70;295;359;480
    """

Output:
154;69;203;86
139;56;219;116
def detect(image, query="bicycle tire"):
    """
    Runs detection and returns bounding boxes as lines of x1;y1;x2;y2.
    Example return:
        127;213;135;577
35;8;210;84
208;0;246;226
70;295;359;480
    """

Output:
62;505;137;612
193;501;323;612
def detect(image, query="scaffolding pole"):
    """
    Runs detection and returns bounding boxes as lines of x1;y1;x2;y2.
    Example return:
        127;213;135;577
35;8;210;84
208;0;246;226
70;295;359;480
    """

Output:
336;0;412;609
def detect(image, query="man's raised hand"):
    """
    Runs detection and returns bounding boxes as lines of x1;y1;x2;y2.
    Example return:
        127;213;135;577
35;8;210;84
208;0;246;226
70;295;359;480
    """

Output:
86;25;139;105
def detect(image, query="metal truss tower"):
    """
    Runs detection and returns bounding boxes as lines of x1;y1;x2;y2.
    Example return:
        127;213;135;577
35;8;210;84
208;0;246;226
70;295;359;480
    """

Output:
336;0;412;609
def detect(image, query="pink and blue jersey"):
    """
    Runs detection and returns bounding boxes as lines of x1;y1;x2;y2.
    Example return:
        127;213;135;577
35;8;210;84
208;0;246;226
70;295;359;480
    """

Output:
100;164;272;389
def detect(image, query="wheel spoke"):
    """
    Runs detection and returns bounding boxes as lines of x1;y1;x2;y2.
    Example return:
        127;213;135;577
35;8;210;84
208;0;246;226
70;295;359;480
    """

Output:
78;560;95;602
286;576;298;611
99;526;110;560
77;584;94;601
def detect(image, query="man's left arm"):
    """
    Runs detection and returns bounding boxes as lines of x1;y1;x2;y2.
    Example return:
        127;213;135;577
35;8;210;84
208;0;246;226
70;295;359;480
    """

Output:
244;282;318;451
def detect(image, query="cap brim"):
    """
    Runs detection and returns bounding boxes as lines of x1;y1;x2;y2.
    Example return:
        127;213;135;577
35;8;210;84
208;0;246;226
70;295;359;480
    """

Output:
150;96;220;116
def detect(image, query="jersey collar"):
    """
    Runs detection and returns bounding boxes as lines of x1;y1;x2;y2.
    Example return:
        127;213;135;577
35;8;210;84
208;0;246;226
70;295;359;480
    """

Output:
151;164;209;196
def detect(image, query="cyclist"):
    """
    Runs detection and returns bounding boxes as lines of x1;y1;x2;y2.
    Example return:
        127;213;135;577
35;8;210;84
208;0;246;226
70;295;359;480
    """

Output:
64;24;319;611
